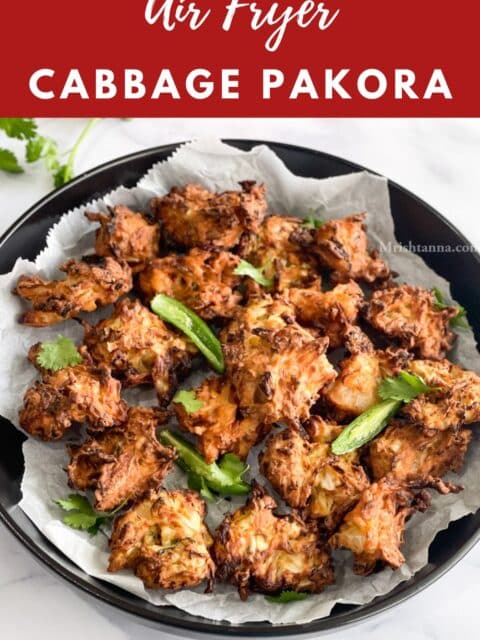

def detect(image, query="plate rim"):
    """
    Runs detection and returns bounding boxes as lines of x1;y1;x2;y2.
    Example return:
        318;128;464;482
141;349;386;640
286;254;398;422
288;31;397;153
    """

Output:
1;138;479;637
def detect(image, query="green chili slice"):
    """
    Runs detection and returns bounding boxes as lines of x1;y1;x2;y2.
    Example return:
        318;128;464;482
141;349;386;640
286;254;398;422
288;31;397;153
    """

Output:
151;294;224;373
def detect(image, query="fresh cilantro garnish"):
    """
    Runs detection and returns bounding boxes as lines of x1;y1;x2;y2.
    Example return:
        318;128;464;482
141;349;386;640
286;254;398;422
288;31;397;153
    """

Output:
0;148;24;173
432;287;469;328
0;118;100;186
26;135;58;166
379;370;438;402
160;431;250;497
233;259;273;288
54;118;100;188
36;336;82;371
302;213;324;229
331;371;437;455
173;389;204;413
0;118;38;140
216;453;249;485
55;494;112;536
266;591;308;603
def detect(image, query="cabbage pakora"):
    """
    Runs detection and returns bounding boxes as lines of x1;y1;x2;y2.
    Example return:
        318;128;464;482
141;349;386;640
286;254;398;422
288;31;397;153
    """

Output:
365;285;458;359
221;296;337;424
86;205;160;271
212;483;334;599
286;280;364;348
239;214;319;292
15;256;132;327
19;345;126;440
324;328;411;417
67;407;176;511
138;248;242;320
83;298;194;402
402;359;480;429
109;488;215;590
174;376;270;463
369;420;470;493
329;477;431;574
152;181;266;249
259;418;369;530
294;213;390;284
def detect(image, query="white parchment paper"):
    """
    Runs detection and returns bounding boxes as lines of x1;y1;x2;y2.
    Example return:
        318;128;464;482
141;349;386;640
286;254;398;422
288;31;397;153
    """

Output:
1;138;479;625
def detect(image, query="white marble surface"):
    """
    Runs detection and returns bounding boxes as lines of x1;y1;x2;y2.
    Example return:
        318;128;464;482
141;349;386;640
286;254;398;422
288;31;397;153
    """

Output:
1;118;479;639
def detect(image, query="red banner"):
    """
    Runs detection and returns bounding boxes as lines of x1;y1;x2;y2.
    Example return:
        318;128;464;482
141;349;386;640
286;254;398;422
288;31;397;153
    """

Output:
2;0;477;116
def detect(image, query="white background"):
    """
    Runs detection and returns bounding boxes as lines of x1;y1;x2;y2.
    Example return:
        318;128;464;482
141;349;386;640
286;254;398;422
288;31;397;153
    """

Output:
1;118;480;639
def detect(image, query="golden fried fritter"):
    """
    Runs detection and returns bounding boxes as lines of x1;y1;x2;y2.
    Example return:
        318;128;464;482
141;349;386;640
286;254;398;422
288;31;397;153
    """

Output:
109;488;215;590
239;215;320;292
369;420;470;492
14;256;132;327
260;419;369;530
67;406;176;512
286;281;364;348
324;329;411;417
401;359;480;429
86;206;160;271
174;376;270;463
365;285;458;359
152;181;266;249
329;477;430;575
19;345;127;440
212;483;334;599
83;298;194;402
221;296;337;425
293;213;390;284
138;248;242;320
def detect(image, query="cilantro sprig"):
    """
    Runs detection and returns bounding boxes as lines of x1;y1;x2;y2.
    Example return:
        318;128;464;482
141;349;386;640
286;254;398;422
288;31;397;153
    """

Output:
432;287;469;328
233;259;273;288
378;370;438;402
331;371;438;455
173;389;204;413
266;591;308;603
0;149;24;173
55;494;120;536
302;212;325;229
0;118;38;140
0;118;100;186
36;336;82;371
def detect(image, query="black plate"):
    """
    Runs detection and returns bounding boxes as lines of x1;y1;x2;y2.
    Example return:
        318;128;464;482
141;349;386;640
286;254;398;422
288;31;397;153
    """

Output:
1;140;479;637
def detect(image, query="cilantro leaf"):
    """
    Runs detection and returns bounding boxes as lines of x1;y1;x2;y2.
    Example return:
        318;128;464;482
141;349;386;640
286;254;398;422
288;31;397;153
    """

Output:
36;336;83;371
62;512;106;535
173;389;204;413
55;493;123;536
432;287;469;328
266;591;308;603
55;494;110;536
217;453;249;485
0;148;24;173
233;259;273;288
302;213;324;229
379;371;438;403
56;494;91;512
332;371;438;455
0;118;37;140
